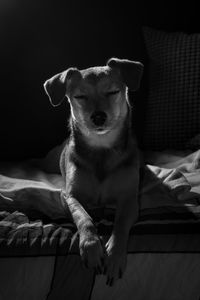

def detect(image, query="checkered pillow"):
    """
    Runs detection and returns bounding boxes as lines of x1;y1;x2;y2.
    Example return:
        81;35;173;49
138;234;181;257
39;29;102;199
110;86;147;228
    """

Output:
142;27;200;150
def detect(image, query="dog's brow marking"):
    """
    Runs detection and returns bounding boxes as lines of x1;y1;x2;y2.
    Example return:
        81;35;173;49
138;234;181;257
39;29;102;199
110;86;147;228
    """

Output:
105;90;120;96
74;95;87;100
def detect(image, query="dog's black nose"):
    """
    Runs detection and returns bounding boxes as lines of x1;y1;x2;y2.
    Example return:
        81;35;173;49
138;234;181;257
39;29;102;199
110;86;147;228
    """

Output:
91;111;107;126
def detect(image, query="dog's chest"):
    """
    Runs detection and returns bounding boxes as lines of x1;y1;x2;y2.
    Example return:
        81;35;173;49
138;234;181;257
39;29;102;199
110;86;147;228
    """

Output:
86;155;138;207
93;157;107;182
65;138;139;207
90;149;121;182
92;165;137;207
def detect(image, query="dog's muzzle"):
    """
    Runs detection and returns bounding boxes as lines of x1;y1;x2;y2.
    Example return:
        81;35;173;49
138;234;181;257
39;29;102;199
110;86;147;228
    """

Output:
90;111;107;127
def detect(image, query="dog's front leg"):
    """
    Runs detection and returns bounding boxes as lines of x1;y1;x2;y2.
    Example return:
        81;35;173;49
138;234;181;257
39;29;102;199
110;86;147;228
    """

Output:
61;192;104;271
105;171;139;286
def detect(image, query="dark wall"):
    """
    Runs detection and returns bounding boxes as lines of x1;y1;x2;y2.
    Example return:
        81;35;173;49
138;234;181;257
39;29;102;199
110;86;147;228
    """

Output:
0;1;199;160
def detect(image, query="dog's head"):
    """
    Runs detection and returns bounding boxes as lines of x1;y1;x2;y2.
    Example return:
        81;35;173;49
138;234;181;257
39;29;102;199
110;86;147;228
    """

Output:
44;58;143;135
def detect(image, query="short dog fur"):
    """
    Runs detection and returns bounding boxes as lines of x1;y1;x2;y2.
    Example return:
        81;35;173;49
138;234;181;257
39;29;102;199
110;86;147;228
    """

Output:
44;58;144;286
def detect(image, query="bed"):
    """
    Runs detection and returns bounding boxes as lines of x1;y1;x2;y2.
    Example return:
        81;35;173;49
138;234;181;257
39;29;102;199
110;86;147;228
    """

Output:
1;26;200;300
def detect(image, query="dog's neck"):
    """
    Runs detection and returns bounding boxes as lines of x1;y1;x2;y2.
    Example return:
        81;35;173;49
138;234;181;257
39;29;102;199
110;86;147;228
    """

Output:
78;122;124;149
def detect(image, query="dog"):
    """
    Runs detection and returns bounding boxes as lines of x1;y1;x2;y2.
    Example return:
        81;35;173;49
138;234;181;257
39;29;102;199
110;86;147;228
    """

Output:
43;58;144;286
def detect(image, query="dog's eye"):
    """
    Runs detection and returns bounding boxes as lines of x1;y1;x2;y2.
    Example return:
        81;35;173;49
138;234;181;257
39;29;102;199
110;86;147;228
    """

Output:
74;95;88;100
105;90;120;97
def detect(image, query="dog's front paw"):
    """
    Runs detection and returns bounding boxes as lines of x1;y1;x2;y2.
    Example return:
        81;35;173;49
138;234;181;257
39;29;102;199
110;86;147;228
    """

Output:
104;234;127;286
79;231;104;272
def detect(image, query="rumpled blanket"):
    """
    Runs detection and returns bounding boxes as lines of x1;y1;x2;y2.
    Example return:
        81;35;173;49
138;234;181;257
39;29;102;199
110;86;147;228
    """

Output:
0;149;200;257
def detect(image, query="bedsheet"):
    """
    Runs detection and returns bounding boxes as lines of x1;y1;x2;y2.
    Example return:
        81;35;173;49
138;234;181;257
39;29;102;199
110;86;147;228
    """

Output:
1;149;200;300
1;149;200;255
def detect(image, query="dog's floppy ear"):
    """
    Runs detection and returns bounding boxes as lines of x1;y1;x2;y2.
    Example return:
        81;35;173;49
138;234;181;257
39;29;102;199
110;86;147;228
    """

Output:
44;68;80;107
107;58;144;91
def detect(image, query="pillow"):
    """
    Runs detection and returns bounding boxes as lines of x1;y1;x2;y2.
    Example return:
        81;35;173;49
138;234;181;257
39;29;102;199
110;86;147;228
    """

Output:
142;27;200;150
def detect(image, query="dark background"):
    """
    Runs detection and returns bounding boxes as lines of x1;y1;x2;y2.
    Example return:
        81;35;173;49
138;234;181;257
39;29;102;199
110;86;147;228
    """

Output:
0;0;199;160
